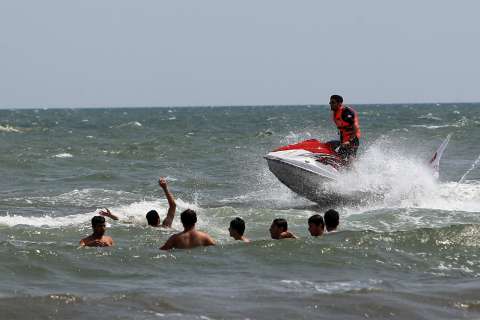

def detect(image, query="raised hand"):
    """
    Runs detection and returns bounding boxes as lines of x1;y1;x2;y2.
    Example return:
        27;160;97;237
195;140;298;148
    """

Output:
159;177;168;189
99;208;119;220
99;208;112;217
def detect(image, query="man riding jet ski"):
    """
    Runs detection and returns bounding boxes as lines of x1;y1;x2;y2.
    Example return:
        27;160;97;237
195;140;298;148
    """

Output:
264;95;451;203
327;94;361;165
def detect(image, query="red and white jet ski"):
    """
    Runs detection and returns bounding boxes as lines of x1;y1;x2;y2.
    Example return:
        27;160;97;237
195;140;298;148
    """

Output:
265;135;451;203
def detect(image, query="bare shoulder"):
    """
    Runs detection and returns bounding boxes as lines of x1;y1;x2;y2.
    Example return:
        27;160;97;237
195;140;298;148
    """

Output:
79;238;87;246
104;236;114;246
280;231;297;239
197;230;215;245
79;235;92;245
160;232;182;250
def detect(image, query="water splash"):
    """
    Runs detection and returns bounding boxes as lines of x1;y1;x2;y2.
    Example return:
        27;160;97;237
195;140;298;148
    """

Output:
458;153;480;184
0;197;198;228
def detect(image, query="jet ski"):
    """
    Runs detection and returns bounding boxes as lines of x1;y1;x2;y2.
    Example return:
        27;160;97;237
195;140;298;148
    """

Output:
265;135;451;203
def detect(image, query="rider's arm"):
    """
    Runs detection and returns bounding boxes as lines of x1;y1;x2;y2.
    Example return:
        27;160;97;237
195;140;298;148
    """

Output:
341;108;360;143
341;107;355;126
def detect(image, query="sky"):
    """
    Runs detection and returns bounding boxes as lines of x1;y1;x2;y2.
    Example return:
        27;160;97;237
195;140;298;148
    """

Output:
0;0;479;108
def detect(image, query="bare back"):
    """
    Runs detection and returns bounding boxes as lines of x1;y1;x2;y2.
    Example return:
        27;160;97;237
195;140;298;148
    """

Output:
161;229;215;250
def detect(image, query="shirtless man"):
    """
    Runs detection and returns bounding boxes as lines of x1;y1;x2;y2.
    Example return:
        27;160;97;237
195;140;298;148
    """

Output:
307;214;325;237
101;177;176;228
79;216;114;247
160;209;215;250
324;209;340;232
269;218;297;240
146;177;176;228
229;217;250;243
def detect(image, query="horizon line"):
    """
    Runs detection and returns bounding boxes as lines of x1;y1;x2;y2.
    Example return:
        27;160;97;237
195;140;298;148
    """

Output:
1;101;479;110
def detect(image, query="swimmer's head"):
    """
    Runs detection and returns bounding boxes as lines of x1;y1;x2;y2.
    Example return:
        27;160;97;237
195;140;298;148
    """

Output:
270;218;288;239
229;217;245;238
324;209;339;232
308;214;325;237
91;216;106;235
181;209;197;229
146;210;160;226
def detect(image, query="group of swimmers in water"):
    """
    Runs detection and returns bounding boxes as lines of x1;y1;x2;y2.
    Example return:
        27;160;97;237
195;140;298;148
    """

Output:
80;178;340;249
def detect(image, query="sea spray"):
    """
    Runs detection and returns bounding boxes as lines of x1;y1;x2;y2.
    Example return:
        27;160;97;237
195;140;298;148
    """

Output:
459;153;480;184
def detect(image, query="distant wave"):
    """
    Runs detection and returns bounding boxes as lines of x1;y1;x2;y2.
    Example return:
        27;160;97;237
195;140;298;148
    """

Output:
53;153;73;158
280;279;383;294
0;125;22;133
411;116;472;129
418;113;442;121
113;121;143;129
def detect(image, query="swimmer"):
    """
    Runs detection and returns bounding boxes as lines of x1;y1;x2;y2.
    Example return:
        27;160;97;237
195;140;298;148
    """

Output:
79;216;114;247
229;217;250;243
160;209;215;250
100;177;176;227
308;214;325;237
269;218;297;240
324;209;340;232
146;177;177;228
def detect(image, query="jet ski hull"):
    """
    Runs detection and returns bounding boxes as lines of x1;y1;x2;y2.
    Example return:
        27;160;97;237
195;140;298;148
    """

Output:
266;157;337;203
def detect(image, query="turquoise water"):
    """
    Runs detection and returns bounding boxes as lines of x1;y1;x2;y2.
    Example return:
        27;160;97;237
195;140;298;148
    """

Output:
1;104;479;319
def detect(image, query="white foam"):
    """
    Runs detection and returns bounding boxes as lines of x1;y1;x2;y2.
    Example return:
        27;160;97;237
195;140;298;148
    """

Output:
0;196;200;229
53;153;73;158
0;125;22;133
280;279;382;294
322;140;480;213
411;116;471;130
114;121;143;128
323;141;438;205
418;113;442;121
411;124;454;129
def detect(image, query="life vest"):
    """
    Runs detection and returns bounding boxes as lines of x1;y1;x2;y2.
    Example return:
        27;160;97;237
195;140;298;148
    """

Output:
332;105;361;143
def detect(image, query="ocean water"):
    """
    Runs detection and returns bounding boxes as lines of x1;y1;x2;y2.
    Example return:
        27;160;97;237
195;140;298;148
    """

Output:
0;104;479;319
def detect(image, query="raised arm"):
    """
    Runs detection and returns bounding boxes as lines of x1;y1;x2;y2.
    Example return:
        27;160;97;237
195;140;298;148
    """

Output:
159;178;176;228
99;208;119;221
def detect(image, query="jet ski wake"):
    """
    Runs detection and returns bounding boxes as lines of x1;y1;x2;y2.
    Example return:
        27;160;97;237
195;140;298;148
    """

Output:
265;135;452;204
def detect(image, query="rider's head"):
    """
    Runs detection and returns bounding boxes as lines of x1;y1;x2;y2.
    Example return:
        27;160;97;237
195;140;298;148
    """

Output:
329;95;343;111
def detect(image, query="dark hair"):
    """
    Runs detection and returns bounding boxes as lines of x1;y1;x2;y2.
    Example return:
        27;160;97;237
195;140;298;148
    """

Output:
324;209;339;230
181;209;197;228
146;210;160;226
230;217;245;236
330;95;343;104
308;214;325;227
272;218;288;231
91;216;105;226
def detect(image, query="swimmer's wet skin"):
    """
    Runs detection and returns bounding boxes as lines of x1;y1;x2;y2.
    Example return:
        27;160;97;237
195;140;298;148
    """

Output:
160;209;216;250
79;216;114;247
269;218;298;240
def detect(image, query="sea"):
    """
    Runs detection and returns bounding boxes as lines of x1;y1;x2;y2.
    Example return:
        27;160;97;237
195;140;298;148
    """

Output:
1;104;479;320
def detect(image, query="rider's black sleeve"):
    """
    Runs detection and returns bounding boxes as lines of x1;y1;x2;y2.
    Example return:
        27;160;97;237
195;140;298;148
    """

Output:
341;107;355;125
